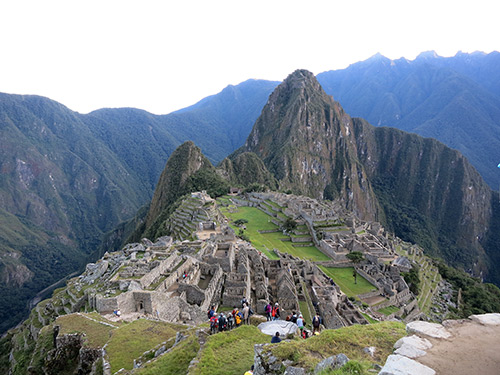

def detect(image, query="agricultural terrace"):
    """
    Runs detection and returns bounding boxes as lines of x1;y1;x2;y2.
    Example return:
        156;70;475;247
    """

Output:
395;244;442;314
218;201;329;262
318;266;377;298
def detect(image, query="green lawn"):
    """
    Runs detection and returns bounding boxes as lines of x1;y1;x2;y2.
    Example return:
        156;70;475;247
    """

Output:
220;205;329;262
377;305;400;316
318;267;377;297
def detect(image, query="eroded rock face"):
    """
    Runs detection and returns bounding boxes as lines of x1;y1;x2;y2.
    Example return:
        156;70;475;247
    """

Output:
43;330;102;375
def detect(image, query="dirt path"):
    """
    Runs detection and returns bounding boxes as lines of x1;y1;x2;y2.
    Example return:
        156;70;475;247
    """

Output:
417;319;500;375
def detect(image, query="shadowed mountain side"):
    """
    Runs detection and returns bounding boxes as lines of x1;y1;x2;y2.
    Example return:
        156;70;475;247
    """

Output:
317;51;500;189
218;152;278;190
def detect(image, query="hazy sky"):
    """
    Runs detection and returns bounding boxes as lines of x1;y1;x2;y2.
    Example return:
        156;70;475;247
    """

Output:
1;0;498;115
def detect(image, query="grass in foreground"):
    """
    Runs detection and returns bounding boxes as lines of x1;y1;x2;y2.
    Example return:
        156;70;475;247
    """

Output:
192;325;269;375
269;321;405;372
106;319;185;373
319;267;377;297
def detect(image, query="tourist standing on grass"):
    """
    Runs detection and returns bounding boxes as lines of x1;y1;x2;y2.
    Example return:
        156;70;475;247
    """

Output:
218;313;227;332
242;302;250;324
244;365;254;375
271;331;282;343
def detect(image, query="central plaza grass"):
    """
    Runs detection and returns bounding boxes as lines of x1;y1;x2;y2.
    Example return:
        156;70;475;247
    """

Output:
319;266;377;297
219;205;329;262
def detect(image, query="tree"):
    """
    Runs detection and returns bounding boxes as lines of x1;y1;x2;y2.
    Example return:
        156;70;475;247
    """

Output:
346;251;364;284
234;218;248;227
283;217;297;233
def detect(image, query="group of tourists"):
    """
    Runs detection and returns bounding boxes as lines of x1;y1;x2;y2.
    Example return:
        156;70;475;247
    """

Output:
207;299;255;334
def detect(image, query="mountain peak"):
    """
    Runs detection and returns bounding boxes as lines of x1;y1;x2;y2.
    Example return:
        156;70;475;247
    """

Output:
415;50;441;60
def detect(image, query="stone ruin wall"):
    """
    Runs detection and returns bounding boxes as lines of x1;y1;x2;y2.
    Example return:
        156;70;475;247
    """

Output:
139;252;181;289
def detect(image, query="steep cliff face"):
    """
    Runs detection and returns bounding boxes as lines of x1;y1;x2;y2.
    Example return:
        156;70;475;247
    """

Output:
353;118;492;268
218;152;278;190
241;70;380;220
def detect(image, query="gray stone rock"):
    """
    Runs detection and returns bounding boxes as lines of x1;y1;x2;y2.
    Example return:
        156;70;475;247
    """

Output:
335;353;349;367
406;321;451;339
379;354;435;375
314;354;349;374
394;343;427;359
284;367;306;375
128;280;143;291
469;313;500;326
363;346;376;357
394;335;432;351
154;345;166;357
119;280;130;291
258;320;299;336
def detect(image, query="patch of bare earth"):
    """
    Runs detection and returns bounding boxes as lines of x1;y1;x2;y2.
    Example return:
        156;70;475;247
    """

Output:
417;319;500;375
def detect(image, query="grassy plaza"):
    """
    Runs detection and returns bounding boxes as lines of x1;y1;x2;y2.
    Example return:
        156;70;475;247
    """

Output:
219;203;330;262
318;266;377;297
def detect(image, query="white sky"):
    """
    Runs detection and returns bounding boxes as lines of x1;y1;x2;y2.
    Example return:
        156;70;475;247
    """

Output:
0;0;499;115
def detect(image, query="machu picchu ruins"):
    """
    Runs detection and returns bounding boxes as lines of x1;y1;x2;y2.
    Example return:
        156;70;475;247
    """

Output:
42;191;423;333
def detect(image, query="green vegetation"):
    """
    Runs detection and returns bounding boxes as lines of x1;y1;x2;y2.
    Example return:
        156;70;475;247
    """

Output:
106;319;185;373
192;325;269;375
402;264;420;295
436;261;500;318
136;333;200;375
319;267;376;297
269;321;405;371
377;306;399;316
220;205;329;261
57;313;117;348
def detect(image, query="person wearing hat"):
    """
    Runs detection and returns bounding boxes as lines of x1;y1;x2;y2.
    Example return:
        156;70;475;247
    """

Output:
272;303;280;320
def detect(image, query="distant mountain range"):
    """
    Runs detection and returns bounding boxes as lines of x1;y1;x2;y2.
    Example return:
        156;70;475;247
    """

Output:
317;51;500;189
1;50;499;332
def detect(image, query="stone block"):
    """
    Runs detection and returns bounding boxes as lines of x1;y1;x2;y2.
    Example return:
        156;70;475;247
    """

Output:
469;313;500;326
406;321;451;339
379;354;435;375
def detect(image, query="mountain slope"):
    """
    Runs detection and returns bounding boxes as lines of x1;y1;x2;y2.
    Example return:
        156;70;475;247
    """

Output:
0;79;276;333
239;69;380;219
238;69;497;281
317;51;500;188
